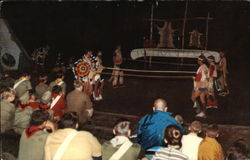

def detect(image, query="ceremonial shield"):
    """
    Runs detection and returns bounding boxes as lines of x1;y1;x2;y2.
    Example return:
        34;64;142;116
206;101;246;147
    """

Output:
73;59;90;81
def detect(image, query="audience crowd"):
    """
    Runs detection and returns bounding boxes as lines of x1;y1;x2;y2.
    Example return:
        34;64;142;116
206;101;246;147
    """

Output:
0;53;248;160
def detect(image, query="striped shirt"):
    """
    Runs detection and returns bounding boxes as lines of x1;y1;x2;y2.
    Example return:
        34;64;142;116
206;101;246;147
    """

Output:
153;146;188;160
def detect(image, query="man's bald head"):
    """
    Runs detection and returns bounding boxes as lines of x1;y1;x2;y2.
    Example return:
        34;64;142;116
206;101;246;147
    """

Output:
153;98;167;111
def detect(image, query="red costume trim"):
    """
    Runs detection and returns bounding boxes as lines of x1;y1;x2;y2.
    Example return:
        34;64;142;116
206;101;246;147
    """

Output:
209;65;215;77
195;72;202;81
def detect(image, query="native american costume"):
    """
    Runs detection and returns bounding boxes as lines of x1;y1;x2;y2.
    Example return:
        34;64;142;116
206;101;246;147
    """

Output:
192;57;209;118
193;64;209;91
206;56;218;108
112;47;124;87
92;56;104;101
217;53;229;96
32;47;49;72
72;54;100;97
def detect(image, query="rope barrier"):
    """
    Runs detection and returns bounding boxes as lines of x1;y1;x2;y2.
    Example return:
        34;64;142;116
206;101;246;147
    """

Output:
104;67;196;74
101;72;193;79
124;58;197;67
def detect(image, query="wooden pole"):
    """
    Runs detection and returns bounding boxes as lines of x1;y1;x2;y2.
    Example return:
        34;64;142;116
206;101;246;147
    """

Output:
149;3;154;68
205;12;210;50
150;4;154;40
181;0;188;49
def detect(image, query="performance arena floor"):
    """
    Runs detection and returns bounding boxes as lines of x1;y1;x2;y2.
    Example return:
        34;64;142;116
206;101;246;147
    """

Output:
3;58;250;126
93;74;250;126
62;58;250;126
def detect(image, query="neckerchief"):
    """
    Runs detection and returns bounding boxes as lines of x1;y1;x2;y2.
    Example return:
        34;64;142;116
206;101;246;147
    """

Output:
38;82;46;86
25;126;42;138
39;104;50;110
28;101;40;109
18;103;29;110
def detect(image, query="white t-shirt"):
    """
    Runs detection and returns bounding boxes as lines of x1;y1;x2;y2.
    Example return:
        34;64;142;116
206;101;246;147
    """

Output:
181;134;203;160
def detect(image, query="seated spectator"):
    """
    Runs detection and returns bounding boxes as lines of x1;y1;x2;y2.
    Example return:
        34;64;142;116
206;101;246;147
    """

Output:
226;138;249;160
35;73;49;100
0;72;15;90
39;90;52;110
14;106;34;135
174;114;188;131
49;72;66;96
198;124;224;160
175;114;184;125
102;118;146;160
152;125;188;160
44;112;102;160
18;90;40;109
51;85;66;121
18;109;55;160
1;87;16;133
66;80;93;126
13;72;32;104
39;91;54;119
137;98;185;149
27;90;40;109
13;91;40;135
181;121;203;160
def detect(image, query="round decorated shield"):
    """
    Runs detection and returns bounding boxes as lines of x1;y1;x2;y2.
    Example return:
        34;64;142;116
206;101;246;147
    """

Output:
73;56;99;81
73;59;90;81
75;61;89;77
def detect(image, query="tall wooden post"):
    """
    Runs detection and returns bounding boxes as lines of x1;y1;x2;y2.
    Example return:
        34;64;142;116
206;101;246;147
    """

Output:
150;4;154;41
205;12;210;50
181;0;188;49
149;3;154;68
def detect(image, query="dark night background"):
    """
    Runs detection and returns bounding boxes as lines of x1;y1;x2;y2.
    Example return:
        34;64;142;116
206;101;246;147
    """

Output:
1;1;250;125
